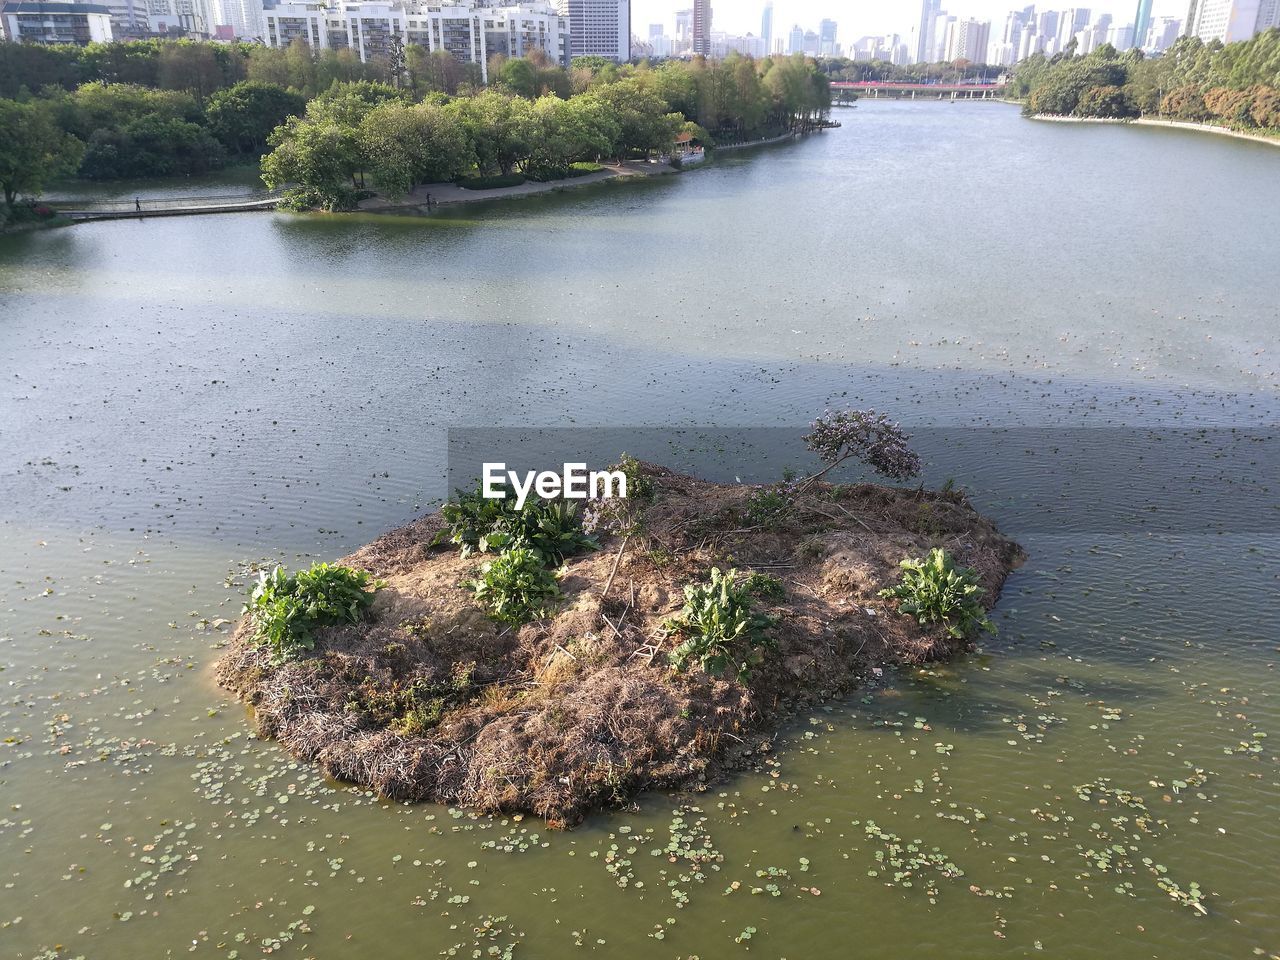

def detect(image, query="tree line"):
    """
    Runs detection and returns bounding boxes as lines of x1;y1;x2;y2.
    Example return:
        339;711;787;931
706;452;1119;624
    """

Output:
1010;28;1280;130
263;53;831;208
818;58;1003;85
1;39;831;213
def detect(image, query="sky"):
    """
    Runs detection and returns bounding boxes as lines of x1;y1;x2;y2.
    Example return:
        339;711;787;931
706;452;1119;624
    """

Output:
630;0;1190;43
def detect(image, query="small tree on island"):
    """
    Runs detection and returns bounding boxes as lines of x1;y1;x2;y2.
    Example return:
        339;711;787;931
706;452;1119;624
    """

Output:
799;409;922;489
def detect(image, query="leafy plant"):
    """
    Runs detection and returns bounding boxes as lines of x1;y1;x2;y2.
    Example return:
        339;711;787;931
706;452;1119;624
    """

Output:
878;548;994;639
435;484;597;563
744;484;793;527
245;563;382;662
469;547;561;625
742;572;786;602
665;568;774;681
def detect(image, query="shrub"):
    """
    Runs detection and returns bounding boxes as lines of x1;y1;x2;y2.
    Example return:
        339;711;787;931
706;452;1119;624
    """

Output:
245;563;382;662
456;172;525;189
435;484;597;563
469;547;561;624
801;409;922;486
744;483;795;527
878;548;993;639
582;453;654;535
742;572;786;601
665;567;774;681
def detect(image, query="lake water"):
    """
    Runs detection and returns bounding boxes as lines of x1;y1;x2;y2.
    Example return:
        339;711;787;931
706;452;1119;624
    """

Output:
1;100;1278;960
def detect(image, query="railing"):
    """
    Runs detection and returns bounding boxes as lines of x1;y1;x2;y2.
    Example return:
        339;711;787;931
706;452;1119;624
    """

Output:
47;190;283;214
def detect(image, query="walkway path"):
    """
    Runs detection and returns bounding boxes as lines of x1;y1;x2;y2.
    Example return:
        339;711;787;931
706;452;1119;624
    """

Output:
358;161;673;212
50;191;282;221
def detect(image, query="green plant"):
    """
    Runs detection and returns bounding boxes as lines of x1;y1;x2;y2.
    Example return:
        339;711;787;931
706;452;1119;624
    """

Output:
744;485;792;527
469;547;561;625
245;562;382;662
435;484;597;563
878;548;994;639
615;452;655;501
665;568;774;681
742;572;786;602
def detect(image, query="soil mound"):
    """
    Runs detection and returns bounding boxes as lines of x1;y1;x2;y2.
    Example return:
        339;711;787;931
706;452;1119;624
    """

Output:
216;465;1022;825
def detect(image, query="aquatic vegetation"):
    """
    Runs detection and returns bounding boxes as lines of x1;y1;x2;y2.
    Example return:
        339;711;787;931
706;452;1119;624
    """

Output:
878;548;994;640
436;484;597;564
468;547;561;625
1073;772;1213;915
244;563;382;663
665;568;775;681
861;820;964;901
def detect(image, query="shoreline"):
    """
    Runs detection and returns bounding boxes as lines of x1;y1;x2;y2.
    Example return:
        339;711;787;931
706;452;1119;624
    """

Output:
358;159;679;214
358;130;822;214
1030;113;1280;149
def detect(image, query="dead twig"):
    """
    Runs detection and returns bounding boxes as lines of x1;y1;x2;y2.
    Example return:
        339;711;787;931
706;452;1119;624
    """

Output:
601;534;629;598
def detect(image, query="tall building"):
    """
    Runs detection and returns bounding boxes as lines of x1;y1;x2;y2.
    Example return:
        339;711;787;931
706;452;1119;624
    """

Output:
787;22;802;53
1056;8;1090;50
1133;0;1153;47
760;1;771;53
916;0;942;63
263;2;570;76
0;1;113;42
674;6;690;43
208;0;261;38
691;0;709;54
943;16;989;61
1108;22;1136;48
1188;0;1273;41
818;17;836;55
557;0;629;61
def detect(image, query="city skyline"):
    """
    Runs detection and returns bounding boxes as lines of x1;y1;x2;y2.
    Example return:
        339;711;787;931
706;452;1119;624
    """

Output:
630;0;1189;43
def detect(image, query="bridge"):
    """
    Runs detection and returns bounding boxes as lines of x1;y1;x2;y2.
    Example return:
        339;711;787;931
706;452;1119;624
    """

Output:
830;81;1007;102
48;190;283;222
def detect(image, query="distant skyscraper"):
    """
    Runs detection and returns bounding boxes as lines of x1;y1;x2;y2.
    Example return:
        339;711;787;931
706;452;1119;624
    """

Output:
916;0;942;63
944;17;989;61
788;23;803;53
1188;0;1269;41
818;18;837;55
557;0;630;61
1133;0;1153;47
761;1;772;54
691;0;710;54
674;7;691;43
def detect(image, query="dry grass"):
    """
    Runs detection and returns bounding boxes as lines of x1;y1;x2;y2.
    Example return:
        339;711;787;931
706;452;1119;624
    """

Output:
216;465;1022;825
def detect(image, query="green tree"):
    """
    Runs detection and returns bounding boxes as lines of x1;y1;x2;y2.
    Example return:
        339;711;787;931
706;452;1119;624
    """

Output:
358;100;472;197
0;99;84;207
448;90;533;175
205;81;306;156
1075;84;1138;118
260;115;365;210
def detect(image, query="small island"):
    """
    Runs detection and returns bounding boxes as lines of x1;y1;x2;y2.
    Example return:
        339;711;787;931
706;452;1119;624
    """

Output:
217;413;1022;826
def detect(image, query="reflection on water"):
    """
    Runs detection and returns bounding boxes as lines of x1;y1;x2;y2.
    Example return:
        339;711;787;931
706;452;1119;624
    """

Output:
0;101;1278;960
